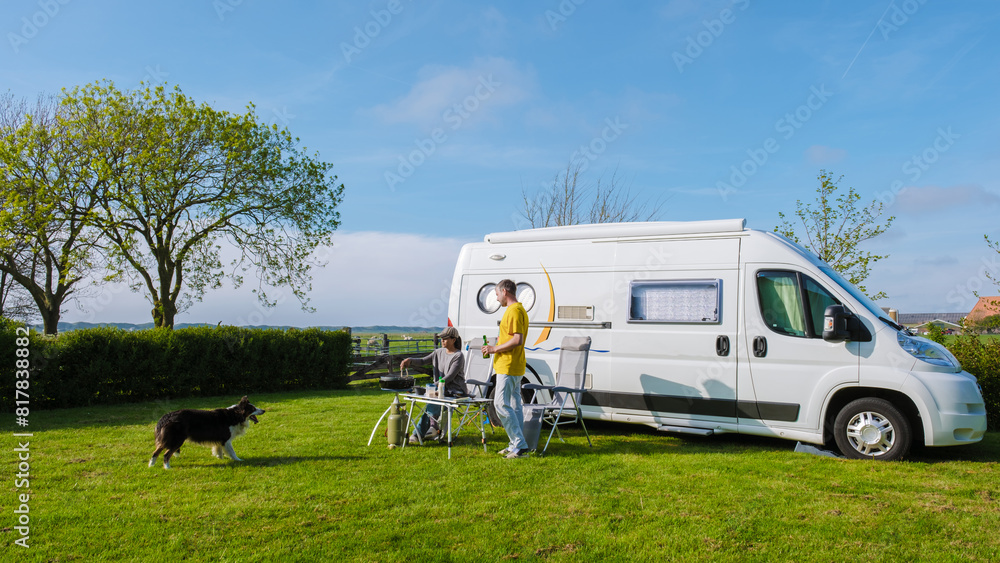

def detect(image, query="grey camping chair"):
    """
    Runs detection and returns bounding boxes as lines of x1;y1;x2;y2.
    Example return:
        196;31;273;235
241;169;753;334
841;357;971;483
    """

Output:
453;338;496;438
522;336;593;455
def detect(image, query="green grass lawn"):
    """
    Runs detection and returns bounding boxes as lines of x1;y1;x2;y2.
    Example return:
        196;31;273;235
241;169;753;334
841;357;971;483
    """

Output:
943;334;1000;345
7;389;999;562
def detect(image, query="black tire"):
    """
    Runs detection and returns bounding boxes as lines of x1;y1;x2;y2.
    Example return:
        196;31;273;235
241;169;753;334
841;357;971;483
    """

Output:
833;397;911;461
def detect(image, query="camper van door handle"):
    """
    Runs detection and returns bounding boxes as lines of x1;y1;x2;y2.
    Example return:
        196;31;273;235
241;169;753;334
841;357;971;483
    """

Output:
716;335;730;356
752;336;767;358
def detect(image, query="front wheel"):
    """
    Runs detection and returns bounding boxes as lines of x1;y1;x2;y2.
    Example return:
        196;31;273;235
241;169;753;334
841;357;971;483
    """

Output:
833;397;912;461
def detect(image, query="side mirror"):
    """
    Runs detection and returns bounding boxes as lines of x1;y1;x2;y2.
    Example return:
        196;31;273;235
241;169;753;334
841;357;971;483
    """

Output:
823;305;852;342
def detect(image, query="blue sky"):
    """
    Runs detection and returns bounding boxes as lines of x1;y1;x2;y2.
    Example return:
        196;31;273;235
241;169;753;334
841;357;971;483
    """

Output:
3;0;999;327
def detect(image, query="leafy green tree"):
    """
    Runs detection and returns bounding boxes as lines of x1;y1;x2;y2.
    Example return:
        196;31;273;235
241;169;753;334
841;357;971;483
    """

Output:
968;314;1000;335
775;171;895;300
925;322;946;344
983;315;1000;334
0;93;104;334
60;81;345;329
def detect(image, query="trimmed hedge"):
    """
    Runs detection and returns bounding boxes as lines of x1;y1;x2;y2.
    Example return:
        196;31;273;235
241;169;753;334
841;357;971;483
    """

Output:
947;335;1000;431
1;323;352;411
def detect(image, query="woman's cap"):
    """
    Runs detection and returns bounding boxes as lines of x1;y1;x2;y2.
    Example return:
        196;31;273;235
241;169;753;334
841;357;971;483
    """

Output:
438;326;460;339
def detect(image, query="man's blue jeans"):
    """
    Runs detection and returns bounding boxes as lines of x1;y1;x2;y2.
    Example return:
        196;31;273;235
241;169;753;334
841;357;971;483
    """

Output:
494;373;526;451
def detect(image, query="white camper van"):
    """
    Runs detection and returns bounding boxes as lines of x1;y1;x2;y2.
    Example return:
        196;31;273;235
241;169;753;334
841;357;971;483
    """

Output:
447;219;987;460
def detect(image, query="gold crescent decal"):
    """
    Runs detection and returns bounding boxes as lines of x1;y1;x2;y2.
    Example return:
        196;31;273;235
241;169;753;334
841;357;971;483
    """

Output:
534;263;553;346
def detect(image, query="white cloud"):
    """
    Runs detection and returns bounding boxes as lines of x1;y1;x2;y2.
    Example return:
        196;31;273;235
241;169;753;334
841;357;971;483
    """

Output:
368;57;535;130
894;184;1000;214
805;145;847;165
63;232;469;328
868;243;1000;314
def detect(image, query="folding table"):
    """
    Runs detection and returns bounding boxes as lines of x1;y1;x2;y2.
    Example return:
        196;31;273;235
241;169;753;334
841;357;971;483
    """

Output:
398;393;491;459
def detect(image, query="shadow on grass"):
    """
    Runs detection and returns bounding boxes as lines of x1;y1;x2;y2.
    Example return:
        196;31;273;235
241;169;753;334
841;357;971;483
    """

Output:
148;455;363;470
30;389;369;431
906;436;999;464
566;419;998;463
583;419;795;456
245;455;365;467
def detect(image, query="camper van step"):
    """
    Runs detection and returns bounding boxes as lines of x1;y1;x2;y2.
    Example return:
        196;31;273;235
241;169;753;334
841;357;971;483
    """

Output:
657;425;714;436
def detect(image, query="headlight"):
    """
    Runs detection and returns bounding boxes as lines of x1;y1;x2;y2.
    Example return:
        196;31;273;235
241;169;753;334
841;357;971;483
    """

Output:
897;332;960;368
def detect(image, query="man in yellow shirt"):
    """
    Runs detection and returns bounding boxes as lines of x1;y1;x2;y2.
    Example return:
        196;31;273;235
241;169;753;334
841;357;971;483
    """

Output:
481;279;529;458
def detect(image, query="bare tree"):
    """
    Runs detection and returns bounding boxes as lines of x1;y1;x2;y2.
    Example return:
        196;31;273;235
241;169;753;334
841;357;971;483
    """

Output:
519;161;664;228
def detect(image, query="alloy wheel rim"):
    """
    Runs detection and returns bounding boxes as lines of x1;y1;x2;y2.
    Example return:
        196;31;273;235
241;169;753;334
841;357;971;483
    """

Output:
845;411;895;456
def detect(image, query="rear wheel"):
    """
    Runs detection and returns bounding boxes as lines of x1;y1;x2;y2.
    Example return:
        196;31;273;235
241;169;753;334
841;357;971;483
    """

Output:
487;364;540;427
833;397;911;461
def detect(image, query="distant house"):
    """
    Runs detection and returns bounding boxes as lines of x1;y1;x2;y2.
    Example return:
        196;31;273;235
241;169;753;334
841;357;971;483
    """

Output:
897;312;965;335
965;296;1000;324
891;297;1000;335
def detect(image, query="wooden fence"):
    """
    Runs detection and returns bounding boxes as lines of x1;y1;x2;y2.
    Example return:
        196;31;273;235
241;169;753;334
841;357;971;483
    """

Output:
347;331;440;381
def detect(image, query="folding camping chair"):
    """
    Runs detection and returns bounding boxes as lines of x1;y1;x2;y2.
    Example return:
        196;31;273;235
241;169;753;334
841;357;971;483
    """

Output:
453;338;496;438
522;336;593;455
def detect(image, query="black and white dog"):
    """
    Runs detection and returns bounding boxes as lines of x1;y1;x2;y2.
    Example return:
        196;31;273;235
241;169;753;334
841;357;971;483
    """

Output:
149;396;265;469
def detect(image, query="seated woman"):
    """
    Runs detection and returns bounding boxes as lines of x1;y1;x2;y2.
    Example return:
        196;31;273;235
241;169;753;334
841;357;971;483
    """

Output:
400;327;466;443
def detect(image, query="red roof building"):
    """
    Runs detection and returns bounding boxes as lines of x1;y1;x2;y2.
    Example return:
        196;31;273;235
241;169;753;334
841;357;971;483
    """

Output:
965;296;1000;324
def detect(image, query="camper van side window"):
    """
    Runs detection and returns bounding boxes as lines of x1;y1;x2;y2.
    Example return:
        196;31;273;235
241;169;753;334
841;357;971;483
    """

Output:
756;271;840;338
628;279;720;323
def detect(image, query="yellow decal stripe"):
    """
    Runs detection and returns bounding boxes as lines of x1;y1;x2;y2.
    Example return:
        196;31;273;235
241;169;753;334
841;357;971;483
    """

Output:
534;264;554;346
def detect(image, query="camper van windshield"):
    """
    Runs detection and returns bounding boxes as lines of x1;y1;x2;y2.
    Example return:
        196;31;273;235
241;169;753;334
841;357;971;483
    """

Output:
820;266;889;322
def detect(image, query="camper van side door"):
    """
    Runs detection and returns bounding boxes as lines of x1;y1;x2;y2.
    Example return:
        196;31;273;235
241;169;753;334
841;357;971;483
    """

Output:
740;268;861;433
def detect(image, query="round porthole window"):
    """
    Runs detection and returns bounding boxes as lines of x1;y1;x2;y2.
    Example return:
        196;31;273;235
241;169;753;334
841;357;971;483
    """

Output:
477;284;500;314
516;283;536;311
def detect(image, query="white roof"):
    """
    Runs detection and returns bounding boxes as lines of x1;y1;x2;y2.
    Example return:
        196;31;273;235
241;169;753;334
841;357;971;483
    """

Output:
484;218;747;244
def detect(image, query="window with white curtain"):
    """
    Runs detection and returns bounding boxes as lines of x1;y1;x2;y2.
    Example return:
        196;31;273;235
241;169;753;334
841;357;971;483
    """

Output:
628;280;721;323
756;270;840;338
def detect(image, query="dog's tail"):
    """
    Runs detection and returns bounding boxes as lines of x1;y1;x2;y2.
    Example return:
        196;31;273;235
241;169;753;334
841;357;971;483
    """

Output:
152;417;167;447
150;415;176;468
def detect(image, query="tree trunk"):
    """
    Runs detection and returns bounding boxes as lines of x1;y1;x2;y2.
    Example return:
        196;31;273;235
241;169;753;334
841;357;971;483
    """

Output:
152;299;177;329
38;304;60;335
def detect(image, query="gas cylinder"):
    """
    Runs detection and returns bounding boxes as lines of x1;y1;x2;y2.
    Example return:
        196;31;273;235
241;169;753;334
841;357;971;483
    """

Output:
387;396;404;446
